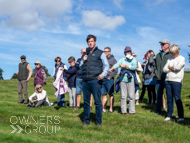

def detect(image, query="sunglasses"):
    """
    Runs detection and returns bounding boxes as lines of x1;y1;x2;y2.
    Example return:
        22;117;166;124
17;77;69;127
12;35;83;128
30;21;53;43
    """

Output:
37;87;42;90
56;60;61;62
161;43;166;46
21;58;25;60
35;63;39;65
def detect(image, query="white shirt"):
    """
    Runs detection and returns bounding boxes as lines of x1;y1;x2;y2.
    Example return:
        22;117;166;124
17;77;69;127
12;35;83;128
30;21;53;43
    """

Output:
135;61;143;83
29;90;47;101
163;55;185;82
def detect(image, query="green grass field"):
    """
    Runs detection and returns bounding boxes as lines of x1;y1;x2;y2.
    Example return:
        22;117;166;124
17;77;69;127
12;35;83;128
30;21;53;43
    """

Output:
0;73;190;143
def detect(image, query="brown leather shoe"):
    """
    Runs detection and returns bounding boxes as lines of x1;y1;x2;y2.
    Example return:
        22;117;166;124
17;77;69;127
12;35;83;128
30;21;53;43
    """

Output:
129;113;135;115
121;113;126;115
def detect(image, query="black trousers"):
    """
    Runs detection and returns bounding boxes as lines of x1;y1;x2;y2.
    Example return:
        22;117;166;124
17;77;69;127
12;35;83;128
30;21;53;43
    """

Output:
139;84;148;101
147;85;156;104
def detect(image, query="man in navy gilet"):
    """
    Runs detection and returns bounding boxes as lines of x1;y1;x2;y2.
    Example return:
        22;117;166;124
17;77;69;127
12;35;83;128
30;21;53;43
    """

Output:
81;35;109;126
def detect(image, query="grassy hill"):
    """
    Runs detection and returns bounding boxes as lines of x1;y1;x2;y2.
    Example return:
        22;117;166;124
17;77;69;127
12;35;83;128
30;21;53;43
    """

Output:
0;73;190;143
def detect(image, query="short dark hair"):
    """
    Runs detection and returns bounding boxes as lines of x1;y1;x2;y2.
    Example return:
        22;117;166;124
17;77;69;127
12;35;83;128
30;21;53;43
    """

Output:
68;56;75;63
54;57;61;62
86;35;96;43
104;47;111;52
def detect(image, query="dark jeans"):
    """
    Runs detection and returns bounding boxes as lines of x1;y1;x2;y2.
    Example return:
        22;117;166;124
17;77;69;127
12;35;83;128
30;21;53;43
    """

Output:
156;80;165;114
83;79;102;125
139;84;148;101
57;94;65;107
165;81;184;118
147;85;156;104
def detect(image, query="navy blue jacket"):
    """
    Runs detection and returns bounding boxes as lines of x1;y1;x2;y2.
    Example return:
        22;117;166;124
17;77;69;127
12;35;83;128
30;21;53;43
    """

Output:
115;69;140;93
64;66;77;88
75;57;83;79
82;47;103;81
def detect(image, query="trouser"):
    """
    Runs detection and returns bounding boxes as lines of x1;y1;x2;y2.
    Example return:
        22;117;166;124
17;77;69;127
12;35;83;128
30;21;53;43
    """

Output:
147;85;156;104
165;81;184;118
120;81;135;114
29;97;45;107
135;90;139;100
68;87;76;106
156;80;165;113
57;94;65;107
139;84;148;101
83;79;102;125
18;80;28;103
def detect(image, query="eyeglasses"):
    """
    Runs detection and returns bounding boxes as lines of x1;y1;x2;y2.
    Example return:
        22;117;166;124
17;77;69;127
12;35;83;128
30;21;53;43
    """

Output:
56;60;61;62
104;51;110;53
37;87;42;90
35;63;39;65
21;58;25;60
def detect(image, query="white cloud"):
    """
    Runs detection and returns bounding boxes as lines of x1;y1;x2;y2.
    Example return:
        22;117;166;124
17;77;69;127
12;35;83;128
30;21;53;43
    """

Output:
82;10;125;30
41;25;81;35
0;0;72;30
113;0;123;10
145;0;175;6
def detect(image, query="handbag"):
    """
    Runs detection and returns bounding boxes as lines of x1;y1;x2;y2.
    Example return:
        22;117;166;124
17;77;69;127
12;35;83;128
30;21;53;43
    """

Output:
144;78;157;85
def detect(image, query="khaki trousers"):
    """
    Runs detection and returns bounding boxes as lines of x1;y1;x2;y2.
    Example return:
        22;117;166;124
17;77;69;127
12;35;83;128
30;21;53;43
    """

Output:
18;80;28;103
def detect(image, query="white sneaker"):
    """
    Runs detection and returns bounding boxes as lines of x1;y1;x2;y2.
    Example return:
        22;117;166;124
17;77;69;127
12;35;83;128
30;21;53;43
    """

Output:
50;102;55;106
164;117;171;121
178;118;184;122
136;103;139;105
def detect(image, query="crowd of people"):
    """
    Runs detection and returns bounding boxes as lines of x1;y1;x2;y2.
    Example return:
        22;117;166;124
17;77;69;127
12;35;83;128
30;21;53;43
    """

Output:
16;35;185;126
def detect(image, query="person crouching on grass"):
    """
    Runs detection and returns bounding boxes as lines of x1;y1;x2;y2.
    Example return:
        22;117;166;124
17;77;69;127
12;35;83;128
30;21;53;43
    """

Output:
163;44;185;122
27;84;54;108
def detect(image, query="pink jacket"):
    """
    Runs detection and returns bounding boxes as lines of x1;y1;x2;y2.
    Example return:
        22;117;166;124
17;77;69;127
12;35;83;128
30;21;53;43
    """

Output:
53;67;69;97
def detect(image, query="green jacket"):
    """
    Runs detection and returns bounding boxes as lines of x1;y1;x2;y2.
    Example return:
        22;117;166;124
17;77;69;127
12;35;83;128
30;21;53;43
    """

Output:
154;51;172;81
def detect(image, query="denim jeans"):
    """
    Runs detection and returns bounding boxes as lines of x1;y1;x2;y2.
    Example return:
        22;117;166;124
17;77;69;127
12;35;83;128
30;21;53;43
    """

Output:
83;79;102;125
165;81;184;118
156;80;165;113
57;94;65;107
76;78;83;94
101;78;114;95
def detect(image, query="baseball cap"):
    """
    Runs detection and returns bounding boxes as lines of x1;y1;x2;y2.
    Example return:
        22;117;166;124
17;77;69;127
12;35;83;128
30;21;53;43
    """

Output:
159;39;170;44
143;54;147;59
20;55;26;59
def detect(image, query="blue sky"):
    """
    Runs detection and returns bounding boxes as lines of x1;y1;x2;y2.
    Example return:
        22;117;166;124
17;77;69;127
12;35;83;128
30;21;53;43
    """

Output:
0;0;190;79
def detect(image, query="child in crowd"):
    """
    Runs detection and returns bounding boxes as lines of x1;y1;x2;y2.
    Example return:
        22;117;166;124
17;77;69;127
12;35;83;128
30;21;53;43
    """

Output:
63;56;77;108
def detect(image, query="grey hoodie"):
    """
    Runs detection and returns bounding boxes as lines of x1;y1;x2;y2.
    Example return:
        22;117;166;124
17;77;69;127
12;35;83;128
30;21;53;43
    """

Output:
105;55;118;79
